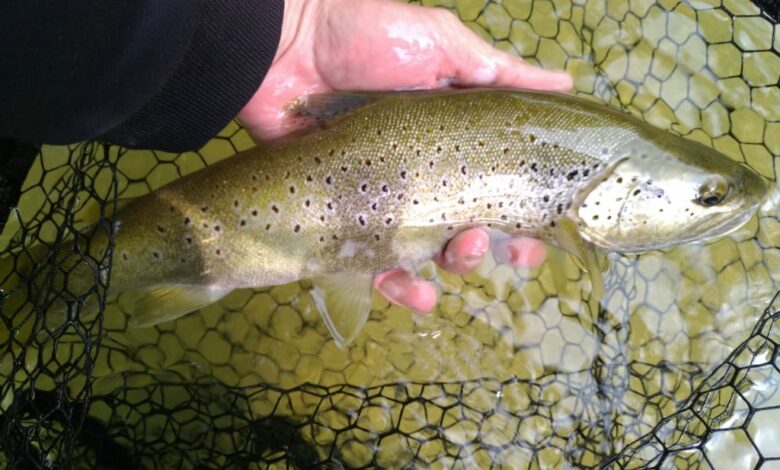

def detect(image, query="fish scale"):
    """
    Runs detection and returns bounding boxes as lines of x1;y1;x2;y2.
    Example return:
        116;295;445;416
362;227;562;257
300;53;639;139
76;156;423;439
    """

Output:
26;88;765;345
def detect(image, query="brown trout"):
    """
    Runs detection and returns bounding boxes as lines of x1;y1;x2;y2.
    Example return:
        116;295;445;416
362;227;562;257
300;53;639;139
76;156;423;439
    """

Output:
8;89;768;346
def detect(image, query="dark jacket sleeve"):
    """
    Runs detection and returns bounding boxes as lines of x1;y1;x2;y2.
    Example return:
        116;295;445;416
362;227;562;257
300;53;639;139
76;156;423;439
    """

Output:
0;0;284;152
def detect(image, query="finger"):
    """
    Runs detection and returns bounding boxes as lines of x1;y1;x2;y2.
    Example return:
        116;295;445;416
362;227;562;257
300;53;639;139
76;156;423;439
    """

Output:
437;11;572;91
435;227;490;275
374;269;438;313
492;236;548;268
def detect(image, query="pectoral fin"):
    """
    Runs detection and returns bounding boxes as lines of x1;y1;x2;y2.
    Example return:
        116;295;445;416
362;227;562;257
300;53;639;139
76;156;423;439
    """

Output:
127;285;232;328
553;219;606;299
311;273;374;348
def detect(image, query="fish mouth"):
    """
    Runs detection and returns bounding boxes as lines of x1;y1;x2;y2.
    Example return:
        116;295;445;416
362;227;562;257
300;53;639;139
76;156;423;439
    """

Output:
694;199;761;243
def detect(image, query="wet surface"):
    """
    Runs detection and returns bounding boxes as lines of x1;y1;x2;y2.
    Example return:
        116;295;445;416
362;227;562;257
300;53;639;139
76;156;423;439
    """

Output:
1;0;779;468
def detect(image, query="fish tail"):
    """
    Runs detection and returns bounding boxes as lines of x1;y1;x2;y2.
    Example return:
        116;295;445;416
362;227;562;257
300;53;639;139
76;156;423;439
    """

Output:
0;240;99;351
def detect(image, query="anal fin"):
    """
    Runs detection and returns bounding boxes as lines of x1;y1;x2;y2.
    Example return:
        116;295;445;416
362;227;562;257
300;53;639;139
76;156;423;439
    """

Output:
126;285;232;328
311;273;374;348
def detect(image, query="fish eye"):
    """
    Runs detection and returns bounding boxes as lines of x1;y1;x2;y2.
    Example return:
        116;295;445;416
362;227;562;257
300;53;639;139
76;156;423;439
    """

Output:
694;176;730;207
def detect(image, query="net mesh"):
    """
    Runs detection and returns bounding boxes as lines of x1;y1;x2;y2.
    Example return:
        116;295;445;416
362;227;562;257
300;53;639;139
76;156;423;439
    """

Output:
1;0;778;468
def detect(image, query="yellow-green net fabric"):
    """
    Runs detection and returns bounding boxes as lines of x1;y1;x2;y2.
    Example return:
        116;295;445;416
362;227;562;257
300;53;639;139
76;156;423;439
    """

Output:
1;0;779;468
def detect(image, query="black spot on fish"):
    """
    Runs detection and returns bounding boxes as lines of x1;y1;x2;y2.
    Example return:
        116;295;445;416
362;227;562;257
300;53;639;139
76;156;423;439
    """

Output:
442;179;447;187
240;219;246;226
156;225;165;234
341;166;348;172
436;146;442;153
382;184;389;192
583;169;590;177
152;251;160;259
272;205;279;213
216;249;221;255
289;186;296;194
326;176;333;185
515;223;522;229
358;215;366;226
529;134;536;143
374;234;381;241
201;206;208;212
360;183;368;192
306;175;313;182
233;200;239;207
557;204;563;214
122;253;128;261
633;189;641;196
501;215;507;221
455;144;461;152
617;177;623;183
543;195;550;203
266;224;272;230
365;159;372;166
294;224;301;232
400;171;407;180
567;170;578;181
441;213;447;221
592;215;599;220
413;199;419;205
214;225;220;232
478;141;485;147
461;165;467;175
184;217;190;225
186;237;192;244
305;199;311;207
252;210;258;217
550;221;556;227
385;217;393;225
503;148;509;154
531;163;538;172
327;202;334;210
486;203;493;209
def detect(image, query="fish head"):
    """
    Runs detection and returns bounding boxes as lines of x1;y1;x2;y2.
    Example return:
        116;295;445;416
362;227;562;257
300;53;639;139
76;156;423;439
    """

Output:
572;132;767;253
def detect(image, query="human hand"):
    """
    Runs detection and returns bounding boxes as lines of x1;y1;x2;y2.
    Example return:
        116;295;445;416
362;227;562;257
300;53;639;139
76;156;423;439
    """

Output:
238;0;569;311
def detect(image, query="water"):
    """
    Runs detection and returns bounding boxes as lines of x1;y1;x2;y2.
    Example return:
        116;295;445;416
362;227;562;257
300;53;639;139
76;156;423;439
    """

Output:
1;0;778;467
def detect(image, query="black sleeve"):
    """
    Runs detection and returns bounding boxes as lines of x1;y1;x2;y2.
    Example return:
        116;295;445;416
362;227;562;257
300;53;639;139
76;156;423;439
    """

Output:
0;0;284;152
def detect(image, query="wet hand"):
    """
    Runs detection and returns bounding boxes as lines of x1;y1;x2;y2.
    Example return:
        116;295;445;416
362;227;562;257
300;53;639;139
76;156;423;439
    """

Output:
238;0;571;311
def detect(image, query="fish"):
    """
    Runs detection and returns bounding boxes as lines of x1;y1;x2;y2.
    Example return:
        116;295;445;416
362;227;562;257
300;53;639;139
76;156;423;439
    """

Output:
2;89;767;347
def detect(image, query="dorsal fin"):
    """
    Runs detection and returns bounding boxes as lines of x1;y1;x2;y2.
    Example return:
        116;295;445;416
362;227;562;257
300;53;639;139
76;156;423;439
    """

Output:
287;92;384;130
